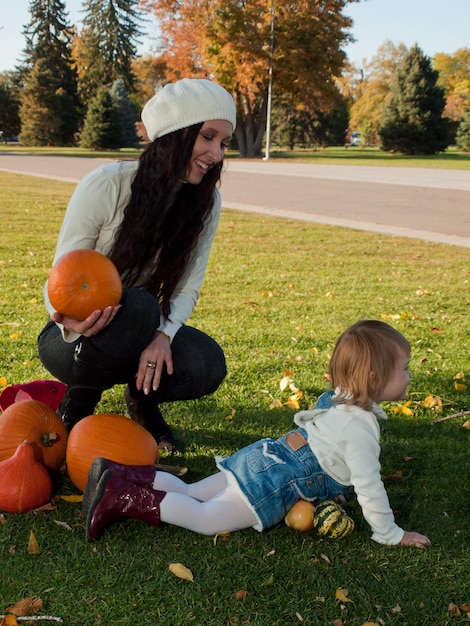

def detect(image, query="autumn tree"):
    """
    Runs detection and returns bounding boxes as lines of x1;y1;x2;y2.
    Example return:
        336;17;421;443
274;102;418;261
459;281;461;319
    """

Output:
379;45;448;155
76;0;144;106
141;0;357;157
345;40;408;145
433;48;470;140
18;0;79;145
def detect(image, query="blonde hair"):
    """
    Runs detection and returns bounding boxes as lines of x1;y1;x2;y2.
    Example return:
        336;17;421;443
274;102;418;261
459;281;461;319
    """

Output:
329;320;410;409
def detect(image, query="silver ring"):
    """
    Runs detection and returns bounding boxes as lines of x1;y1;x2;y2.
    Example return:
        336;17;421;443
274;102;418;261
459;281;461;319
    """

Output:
146;361;156;370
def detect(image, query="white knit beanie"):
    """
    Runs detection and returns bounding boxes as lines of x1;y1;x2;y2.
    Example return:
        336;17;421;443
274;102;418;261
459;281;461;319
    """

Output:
141;78;236;141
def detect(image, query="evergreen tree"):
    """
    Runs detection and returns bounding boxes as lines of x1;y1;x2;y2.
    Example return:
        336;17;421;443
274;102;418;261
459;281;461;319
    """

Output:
80;86;123;150
0;74;21;140
456;107;470;151
109;79;139;147
78;0;143;105
379;45;448;154
18;0;80;145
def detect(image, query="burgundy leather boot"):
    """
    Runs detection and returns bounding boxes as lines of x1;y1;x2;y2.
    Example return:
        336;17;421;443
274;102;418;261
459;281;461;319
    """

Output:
86;470;166;541
82;458;158;517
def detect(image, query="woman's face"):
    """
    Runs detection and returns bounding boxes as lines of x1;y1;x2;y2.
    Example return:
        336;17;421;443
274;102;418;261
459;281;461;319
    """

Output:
185;120;233;184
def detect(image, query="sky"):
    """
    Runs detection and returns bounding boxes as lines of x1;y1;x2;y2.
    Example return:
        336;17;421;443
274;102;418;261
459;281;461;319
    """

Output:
0;0;469;73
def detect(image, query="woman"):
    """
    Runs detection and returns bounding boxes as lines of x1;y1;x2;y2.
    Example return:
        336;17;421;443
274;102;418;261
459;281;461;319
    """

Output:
38;78;237;451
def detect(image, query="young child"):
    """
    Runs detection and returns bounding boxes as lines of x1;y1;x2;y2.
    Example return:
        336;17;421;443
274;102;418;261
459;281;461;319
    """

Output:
84;320;431;548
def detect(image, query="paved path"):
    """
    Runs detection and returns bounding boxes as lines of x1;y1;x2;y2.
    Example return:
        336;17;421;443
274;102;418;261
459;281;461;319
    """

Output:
1;152;469;247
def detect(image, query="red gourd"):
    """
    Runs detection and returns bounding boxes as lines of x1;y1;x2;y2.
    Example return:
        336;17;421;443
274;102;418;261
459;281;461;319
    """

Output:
0;441;52;513
47;248;122;321
0;400;68;473
66;414;159;491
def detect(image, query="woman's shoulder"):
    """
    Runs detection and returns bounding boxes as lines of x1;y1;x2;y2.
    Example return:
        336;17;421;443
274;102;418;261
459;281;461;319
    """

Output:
80;159;138;189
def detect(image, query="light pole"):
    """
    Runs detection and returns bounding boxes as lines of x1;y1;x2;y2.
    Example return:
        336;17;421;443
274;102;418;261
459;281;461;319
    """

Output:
263;0;275;160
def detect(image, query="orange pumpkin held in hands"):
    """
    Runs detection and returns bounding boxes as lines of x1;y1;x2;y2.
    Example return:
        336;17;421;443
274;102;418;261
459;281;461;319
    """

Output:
0;441;53;513
47;249;122;321
0;400;68;473
66;414;159;491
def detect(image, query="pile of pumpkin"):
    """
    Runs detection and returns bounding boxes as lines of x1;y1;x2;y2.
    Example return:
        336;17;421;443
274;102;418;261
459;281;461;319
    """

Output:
0;248;160;513
0;399;159;513
285;498;355;540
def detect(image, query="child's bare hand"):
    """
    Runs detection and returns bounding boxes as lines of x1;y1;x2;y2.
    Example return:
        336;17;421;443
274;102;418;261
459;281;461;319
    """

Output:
399;531;431;549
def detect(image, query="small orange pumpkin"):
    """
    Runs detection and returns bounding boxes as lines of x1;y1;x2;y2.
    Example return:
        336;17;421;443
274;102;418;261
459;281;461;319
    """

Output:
0;441;52;513
66;414;159;491
47;249;122;321
284;499;316;532
0;400;68;472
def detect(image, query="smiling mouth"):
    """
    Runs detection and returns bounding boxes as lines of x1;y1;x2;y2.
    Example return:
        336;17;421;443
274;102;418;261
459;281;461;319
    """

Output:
195;159;212;171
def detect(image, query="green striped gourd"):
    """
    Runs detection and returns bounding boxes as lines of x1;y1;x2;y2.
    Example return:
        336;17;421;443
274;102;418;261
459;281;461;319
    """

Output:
313;499;355;540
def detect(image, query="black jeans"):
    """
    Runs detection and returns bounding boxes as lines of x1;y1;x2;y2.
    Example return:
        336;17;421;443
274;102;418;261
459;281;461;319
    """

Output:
37;287;226;416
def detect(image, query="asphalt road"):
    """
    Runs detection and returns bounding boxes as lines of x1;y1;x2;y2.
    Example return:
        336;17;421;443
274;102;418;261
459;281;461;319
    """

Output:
1;151;469;247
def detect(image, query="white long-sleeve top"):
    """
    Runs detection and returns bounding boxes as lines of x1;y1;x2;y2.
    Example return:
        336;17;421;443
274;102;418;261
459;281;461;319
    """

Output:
294;400;405;545
43;160;222;343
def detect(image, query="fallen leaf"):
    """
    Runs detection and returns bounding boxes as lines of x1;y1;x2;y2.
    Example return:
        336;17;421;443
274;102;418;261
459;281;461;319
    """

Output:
33;501;57;512
0;616;19;625
169;562;194;582
59;494;83;503
391;604;401;614
454;382;467;391
284;399;300;410
402;456;418;462
225;409;236;420
448;602;461;617
295;612;304;621
280;375;294;392
453;371;465;380
419;394;443;410
236;590;248;600
213;531;231;546
391;400;413;416
6;596;42;616
27;531;41;555
261;573;274;587
53;520;73;531
320;553;331;564
460;602;470;612
382;470;403;481
335;588;352;603
462;420;470;430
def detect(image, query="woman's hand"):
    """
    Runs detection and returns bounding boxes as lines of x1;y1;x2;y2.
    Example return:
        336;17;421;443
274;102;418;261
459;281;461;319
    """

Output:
399;531;431;549
136;331;174;394
51;305;121;337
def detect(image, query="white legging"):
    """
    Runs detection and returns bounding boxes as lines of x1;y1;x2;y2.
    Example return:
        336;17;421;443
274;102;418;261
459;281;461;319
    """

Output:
153;471;258;535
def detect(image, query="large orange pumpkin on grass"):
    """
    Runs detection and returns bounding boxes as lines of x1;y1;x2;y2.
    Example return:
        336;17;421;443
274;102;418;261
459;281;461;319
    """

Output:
47;249;122;321
66;414;159;491
0;400;68;473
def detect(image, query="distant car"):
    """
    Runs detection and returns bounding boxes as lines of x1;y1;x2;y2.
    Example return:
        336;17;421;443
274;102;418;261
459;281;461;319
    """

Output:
350;131;362;146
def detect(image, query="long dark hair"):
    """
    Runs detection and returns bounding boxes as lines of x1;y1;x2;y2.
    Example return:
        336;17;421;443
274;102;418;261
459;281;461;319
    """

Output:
109;123;223;317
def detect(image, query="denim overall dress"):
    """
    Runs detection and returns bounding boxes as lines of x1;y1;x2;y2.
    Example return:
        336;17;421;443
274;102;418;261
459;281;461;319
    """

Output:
216;392;350;531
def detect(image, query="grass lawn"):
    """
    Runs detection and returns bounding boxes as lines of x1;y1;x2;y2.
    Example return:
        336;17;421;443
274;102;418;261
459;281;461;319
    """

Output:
0;169;469;625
